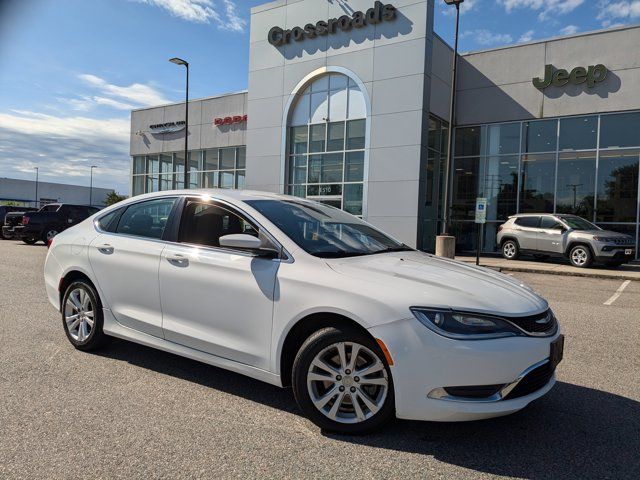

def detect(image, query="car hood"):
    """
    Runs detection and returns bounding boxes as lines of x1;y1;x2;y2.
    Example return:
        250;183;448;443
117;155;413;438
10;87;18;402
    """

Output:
572;229;633;238
326;251;548;317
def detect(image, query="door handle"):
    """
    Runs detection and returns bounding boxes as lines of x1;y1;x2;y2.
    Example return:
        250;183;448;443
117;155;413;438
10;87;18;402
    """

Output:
96;244;114;254
166;254;189;267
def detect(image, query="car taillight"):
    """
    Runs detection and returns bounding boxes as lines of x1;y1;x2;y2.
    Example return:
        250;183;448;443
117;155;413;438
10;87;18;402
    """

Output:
22;216;29;225
47;237;54;249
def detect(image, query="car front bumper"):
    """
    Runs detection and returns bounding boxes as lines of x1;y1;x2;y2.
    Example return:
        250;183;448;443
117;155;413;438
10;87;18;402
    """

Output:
369;318;561;422
594;244;636;263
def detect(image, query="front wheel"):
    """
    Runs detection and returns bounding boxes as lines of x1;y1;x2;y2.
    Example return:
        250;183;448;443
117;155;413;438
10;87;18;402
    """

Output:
22;237;37;245
502;240;520;260
292;327;395;434
569;245;593;268
62;280;107;351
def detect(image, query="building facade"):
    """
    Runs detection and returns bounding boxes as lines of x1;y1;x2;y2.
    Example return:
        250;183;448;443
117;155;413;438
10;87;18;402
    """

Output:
130;0;640;259
0;177;113;208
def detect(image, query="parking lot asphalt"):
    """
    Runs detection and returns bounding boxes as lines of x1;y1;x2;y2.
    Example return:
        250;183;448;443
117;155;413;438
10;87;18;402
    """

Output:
0;240;638;479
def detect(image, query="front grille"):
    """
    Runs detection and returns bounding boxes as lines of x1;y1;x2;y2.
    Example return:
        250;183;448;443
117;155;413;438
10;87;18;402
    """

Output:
504;310;557;335
503;362;555;400
612;237;633;245
444;384;504;398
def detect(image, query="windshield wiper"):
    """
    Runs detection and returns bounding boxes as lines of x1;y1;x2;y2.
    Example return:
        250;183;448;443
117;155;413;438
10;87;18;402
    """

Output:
315;250;369;258
371;245;414;255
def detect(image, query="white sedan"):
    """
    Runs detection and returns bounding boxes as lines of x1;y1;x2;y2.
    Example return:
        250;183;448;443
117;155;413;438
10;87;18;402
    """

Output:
44;190;563;434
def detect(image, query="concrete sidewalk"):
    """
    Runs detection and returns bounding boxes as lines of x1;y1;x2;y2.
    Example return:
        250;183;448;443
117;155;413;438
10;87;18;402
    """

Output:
457;256;640;281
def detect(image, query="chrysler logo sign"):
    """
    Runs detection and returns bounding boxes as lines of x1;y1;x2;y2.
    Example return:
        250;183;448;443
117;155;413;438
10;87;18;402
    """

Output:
268;1;396;47
149;121;186;134
533;64;608;90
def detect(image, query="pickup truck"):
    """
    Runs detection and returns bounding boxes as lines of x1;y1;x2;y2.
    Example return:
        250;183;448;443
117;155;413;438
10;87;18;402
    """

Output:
11;204;100;244
1;206;38;239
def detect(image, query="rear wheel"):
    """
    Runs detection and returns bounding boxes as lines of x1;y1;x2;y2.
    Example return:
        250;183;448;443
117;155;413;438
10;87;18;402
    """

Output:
292;327;395;434
62;280;107;351
42;227;59;244
22;237;37;245
569;245;593;268
502;240;520;260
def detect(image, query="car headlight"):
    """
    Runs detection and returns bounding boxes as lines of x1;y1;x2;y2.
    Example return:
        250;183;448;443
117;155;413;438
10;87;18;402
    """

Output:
410;308;523;340
593;236;613;242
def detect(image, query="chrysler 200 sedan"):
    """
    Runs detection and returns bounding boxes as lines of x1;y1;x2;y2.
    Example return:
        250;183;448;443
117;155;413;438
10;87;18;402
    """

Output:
44;190;563;434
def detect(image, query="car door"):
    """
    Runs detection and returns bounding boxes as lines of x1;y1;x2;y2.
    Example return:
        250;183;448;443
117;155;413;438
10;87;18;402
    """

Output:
514;216;541;250
537;216;566;254
158;199;279;370
88;197;178;338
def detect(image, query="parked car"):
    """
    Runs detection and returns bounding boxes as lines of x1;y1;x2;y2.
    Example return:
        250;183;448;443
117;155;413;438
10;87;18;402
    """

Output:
497;213;636;268
0;205;38;239
45;190;563;434
13;203;100;244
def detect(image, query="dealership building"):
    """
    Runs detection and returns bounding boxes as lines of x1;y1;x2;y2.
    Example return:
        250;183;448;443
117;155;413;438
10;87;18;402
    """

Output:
130;0;640;258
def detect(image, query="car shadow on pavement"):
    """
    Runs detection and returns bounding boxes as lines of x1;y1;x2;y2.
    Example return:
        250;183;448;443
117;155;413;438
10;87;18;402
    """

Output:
98;338;640;479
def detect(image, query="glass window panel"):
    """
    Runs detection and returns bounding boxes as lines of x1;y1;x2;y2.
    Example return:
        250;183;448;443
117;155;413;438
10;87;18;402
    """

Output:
146;175;159;193
308;154;343;184
346;119;365;150
310;92;328;123
236;170;245;189
344;184;363;215
148;155;159;174
452;157;483;220
291;94;310;126
311;75;329;92
219;171;235;189
559;116;597;151
555;151;596;217
174;152;185;173
289;155;307;184
160;174;173;191
132;175;145;196
329;74;348;91
189;151;201;171
486;123;520;155
329;88;348;121
308;154;321;183
600;112;640;149
345;151;364;182
290;126;308;154
307;184;342;197
484;155;519;220
327;122;345;151
455;127;481;157
450;221;477;253
523;120;558;153
289;185;306;198
219;148;235;170
204;149;218;170
596;150;639;222
133;156;146;175
160;154;173;174
237;147;246;169
347;86;366;119
428;118;441;151
519;153;556;213
309;124;326;153
203;171;218;188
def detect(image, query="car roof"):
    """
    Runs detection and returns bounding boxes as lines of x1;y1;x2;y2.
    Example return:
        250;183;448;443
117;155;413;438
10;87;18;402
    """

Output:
128;188;297;204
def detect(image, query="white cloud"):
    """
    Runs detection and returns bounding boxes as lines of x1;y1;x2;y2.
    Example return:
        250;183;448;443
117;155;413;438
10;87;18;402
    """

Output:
463;29;513;46
497;0;585;20
560;24;580;35
79;74;170;107
597;1;640;26
518;30;535;42
443;0;479;15
133;0;246;31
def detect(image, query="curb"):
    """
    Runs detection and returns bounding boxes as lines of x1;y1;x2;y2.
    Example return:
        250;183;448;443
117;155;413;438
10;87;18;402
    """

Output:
460;262;640;281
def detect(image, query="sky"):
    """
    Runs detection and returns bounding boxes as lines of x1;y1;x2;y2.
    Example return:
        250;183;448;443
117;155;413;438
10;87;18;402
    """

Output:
0;0;638;195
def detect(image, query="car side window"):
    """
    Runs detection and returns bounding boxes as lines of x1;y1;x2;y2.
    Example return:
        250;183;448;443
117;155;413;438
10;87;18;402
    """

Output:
179;202;259;248
96;208;123;233
515;216;540;228
116;198;176;239
540;217;563;230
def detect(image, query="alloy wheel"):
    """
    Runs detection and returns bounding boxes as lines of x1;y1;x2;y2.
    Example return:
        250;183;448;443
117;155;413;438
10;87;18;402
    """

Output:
64;287;94;342
306;342;388;424
46;230;58;241
503;242;517;259
571;247;588;267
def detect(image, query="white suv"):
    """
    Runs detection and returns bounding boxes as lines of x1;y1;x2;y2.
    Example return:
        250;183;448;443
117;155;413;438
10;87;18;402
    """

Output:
45;190;563;434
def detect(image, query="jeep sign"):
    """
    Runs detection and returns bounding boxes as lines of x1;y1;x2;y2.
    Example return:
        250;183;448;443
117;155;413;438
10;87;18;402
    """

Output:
533;64;608;90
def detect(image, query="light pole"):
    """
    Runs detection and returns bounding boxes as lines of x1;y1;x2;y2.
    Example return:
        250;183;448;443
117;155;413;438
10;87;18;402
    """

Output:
169;57;189;189
33;167;39;208
89;165;98;206
436;0;464;258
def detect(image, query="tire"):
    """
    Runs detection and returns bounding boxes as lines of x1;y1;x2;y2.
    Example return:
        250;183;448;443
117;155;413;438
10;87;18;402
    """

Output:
61;280;107;351
42;227;59;244
501;239;520;260
569;245;593;268
22;237;37;245
292;326;395;434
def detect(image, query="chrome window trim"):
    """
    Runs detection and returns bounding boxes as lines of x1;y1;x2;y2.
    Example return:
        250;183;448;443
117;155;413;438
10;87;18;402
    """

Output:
427;358;553;403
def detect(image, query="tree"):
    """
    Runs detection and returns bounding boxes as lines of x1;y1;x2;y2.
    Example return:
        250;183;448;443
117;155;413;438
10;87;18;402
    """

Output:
105;191;128;206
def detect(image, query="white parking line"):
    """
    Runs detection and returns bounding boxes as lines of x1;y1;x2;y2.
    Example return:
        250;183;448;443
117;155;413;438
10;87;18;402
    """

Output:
604;280;631;305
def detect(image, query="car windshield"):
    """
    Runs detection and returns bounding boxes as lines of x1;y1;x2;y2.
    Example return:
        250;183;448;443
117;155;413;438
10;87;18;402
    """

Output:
559;215;600;231
245;199;411;258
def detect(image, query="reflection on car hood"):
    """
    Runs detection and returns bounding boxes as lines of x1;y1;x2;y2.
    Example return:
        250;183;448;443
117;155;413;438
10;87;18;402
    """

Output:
326;251;548;317
573;229;633;238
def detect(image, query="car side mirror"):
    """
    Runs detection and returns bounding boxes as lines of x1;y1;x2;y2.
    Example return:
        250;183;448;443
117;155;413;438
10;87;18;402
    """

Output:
219;234;279;257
